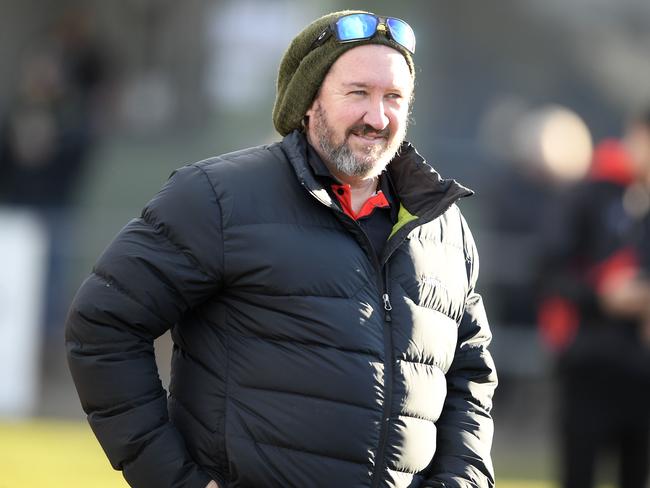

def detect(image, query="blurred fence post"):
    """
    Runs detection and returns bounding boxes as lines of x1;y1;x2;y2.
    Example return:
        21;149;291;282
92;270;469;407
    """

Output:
0;208;48;418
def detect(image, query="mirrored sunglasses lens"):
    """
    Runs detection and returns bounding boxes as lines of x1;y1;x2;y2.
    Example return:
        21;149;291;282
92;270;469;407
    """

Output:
386;18;416;53
336;13;378;41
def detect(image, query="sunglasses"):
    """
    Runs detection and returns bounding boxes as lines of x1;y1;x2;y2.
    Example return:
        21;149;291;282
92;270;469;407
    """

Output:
310;13;416;54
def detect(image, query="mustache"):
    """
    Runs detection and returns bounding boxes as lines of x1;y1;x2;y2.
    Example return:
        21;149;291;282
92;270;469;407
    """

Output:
346;124;390;139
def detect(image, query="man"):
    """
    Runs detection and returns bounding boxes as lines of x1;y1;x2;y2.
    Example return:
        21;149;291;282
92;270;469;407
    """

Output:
66;10;497;488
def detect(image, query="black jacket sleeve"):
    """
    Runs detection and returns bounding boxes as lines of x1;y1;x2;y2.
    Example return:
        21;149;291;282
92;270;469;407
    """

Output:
65;164;224;488
423;215;498;488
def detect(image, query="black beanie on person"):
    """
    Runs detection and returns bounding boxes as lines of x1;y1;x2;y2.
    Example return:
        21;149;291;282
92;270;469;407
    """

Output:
272;10;415;136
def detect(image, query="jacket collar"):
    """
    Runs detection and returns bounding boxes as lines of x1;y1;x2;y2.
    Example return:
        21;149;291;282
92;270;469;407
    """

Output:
280;130;473;221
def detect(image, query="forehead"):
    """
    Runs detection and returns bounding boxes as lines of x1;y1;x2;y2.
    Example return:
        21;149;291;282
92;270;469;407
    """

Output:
325;44;413;90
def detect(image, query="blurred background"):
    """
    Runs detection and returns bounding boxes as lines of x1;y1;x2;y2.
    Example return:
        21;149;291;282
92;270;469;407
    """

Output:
1;0;649;487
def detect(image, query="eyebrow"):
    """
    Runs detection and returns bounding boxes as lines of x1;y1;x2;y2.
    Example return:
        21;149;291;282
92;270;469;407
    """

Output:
342;82;404;93
343;82;371;89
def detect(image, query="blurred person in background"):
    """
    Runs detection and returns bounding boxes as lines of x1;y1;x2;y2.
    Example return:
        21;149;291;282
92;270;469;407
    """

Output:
481;104;593;329
0;8;110;341
537;111;650;488
65;10;497;488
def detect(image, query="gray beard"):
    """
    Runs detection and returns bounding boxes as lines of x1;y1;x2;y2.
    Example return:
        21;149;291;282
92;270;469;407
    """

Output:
312;105;402;179
320;136;375;178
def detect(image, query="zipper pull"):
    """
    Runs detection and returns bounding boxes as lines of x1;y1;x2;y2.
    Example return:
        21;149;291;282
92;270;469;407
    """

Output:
382;293;392;322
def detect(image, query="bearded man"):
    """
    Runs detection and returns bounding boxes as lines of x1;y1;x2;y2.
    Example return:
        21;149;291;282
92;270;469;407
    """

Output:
66;10;497;488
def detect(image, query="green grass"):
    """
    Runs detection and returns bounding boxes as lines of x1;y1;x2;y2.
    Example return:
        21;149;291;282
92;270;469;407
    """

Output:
0;418;579;488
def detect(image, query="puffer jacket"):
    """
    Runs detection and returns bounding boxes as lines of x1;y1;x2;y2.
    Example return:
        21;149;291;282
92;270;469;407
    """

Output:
66;130;497;488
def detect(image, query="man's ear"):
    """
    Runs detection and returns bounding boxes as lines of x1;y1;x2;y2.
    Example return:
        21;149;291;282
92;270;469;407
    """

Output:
305;99;319;119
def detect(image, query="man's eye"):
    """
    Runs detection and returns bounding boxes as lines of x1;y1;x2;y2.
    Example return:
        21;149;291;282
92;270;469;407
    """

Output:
350;90;367;96
386;93;402;100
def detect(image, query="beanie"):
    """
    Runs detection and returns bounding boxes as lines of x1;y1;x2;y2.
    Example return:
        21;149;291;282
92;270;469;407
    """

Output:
272;10;415;136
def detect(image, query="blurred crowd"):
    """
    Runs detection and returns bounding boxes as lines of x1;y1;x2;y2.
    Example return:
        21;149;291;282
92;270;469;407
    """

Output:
538;112;650;488
480;103;650;487
0;8;111;340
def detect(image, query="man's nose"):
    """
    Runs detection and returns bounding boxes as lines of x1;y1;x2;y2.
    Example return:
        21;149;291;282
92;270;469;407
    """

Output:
363;97;389;131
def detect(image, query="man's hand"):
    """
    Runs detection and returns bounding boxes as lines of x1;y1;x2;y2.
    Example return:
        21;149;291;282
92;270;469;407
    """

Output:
599;273;650;347
599;275;650;318
206;481;220;488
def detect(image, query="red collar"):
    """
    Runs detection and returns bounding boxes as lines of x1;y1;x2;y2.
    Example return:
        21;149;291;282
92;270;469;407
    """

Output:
330;183;390;220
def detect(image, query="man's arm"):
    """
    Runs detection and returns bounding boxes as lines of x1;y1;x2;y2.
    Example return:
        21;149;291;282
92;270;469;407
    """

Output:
600;273;650;346
423;215;498;488
66;164;225;488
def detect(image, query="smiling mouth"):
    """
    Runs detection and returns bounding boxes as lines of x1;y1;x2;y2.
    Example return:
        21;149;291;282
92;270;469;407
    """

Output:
351;132;387;144
347;124;390;143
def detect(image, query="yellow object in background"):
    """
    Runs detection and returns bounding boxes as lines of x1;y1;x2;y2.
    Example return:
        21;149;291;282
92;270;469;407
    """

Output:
0;419;128;488
0;419;614;488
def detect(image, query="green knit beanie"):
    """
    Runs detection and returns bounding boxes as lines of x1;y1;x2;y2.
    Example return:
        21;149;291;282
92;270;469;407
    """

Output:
272;10;415;136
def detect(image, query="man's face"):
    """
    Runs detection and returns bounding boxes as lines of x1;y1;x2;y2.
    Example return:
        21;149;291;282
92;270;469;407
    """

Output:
305;44;413;179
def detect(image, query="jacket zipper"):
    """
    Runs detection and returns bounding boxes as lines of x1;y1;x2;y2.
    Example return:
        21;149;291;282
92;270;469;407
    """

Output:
369;199;459;486
382;292;392;322
309;193;395;488
299;176;466;487
370;264;393;488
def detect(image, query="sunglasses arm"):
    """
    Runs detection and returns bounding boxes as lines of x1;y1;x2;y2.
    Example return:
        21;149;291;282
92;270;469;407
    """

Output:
308;29;333;52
